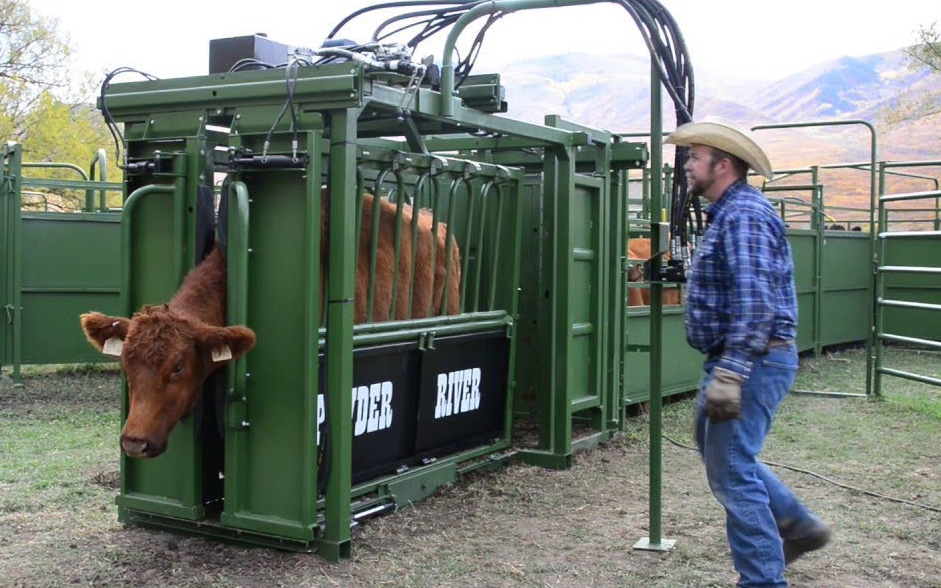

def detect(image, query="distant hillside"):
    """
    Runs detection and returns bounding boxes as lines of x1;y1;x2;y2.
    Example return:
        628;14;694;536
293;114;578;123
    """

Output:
493;49;941;162
487;49;941;225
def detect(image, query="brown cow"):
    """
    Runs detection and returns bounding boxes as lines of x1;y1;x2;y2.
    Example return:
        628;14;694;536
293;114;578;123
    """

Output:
81;247;255;458
626;237;682;307
82;192;461;458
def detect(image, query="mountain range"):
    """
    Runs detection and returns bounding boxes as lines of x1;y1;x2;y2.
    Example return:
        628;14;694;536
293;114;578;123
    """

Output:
486;49;941;219
492;49;941;161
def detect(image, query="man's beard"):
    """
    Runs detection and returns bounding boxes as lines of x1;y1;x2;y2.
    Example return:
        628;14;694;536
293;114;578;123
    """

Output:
687;172;714;197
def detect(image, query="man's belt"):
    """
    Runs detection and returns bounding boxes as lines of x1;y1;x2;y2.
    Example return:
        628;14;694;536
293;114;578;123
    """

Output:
707;338;794;359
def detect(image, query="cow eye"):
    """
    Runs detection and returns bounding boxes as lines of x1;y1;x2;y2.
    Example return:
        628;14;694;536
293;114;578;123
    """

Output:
172;362;185;377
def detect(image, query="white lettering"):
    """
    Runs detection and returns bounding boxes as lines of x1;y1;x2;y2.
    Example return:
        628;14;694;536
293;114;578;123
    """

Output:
380;381;393;429
434;367;484;420
471;368;481;409
317;382;396;447
352;381;395;437
354;385;369;436
367;383;381;433
435;374;448;418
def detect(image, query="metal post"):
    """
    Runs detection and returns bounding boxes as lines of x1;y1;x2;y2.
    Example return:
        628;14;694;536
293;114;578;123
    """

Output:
872;162;887;397
5;145;23;385
812;166;823;357
223;179;250;522
634;61;675;552
319;109;355;561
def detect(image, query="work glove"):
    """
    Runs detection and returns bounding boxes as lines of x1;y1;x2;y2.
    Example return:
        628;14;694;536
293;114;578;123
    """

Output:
705;367;744;422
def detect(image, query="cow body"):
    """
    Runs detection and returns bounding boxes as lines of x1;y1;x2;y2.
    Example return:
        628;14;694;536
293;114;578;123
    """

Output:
344;194;461;322
83;193;461;458
626;237;682;306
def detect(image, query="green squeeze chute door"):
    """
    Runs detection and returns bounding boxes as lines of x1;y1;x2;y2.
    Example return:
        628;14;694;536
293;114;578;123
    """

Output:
221;151;323;544
117;153;209;522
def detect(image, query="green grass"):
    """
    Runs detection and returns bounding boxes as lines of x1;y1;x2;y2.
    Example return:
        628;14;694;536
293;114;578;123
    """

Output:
2;350;941;588
0;367;120;515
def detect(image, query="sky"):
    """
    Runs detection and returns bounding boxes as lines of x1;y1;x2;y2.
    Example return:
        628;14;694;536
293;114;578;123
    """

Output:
29;0;940;83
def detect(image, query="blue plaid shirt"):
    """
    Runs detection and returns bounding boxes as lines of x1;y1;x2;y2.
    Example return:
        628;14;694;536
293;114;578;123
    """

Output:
685;180;798;379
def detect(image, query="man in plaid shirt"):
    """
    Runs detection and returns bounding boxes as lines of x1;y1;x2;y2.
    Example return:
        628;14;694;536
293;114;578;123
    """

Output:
667;120;831;588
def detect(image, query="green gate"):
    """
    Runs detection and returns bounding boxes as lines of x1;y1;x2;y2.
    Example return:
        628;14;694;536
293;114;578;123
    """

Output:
873;180;941;395
0;143;123;381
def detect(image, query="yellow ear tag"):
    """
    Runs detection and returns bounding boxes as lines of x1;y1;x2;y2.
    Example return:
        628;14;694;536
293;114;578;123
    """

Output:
103;337;123;357
211;345;233;362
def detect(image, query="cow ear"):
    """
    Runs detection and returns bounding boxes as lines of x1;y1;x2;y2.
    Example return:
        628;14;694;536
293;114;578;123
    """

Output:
80;312;130;354
196;325;256;363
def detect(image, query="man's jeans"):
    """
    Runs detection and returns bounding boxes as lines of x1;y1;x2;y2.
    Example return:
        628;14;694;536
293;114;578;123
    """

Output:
695;344;810;588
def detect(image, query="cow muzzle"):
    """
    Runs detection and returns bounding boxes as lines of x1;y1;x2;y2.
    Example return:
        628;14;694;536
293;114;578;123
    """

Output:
120;433;166;458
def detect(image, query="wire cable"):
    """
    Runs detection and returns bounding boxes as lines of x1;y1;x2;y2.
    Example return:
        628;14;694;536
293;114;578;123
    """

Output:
328;0;698;247
99;67;159;169
662;434;941;515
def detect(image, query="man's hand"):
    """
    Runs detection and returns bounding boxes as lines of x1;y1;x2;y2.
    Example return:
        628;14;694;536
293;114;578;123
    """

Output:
706;367;744;421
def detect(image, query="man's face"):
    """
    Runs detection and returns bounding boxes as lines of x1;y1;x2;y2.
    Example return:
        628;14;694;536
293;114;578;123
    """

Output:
684;144;718;199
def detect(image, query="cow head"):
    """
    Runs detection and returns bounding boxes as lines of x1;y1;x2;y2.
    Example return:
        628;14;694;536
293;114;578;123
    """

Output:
81;307;255;458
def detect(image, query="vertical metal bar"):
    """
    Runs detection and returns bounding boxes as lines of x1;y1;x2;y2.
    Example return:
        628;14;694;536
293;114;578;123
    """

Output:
642;167;650;220
7;145;23;384
460;180;488;312
812;166;822;357
647;60;664;549
550;144;574;462
352;168;365;311
224;179;250;517
172;153;187;284
487;182;505;311
0;146;11;371
471;177;489;312
425;177;449;316
90;148;109;211
389;172;407;318
439;177;462;315
407;172;431;318
500;179;524;448
367;169;390;322
302;130;323;531
619;169;630;428
321;109;355;561
872;162;887;398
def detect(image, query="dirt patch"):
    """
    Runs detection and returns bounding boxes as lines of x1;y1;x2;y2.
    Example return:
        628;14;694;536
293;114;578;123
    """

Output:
89;469;120;490
1;350;940;587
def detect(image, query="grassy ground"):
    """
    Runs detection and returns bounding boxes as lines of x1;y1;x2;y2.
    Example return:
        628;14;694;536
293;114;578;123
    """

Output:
1;347;940;587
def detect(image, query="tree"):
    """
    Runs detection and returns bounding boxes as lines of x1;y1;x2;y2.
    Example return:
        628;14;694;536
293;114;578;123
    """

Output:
907;22;941;75
0;0;73;141
885;22;941;123
2;0;117;210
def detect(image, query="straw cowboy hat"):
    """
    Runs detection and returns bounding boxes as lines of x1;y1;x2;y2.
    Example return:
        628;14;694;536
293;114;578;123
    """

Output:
665;118;774;180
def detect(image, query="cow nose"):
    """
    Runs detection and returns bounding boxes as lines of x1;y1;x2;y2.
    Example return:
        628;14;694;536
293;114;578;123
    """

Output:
121;435;152;458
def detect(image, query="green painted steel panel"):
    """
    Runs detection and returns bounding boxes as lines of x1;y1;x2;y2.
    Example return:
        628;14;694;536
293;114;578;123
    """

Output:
820;233;871;346
19;215;120;364
230;171;317;537
820;290;870;347
788;232;818;353
821;234;870;290
795;293;816;353
624;309;702;404
20;292;119;363
21;215;120;288
119;178;204;520
569;181;601;410
882;235;941;341
514;179;545;416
